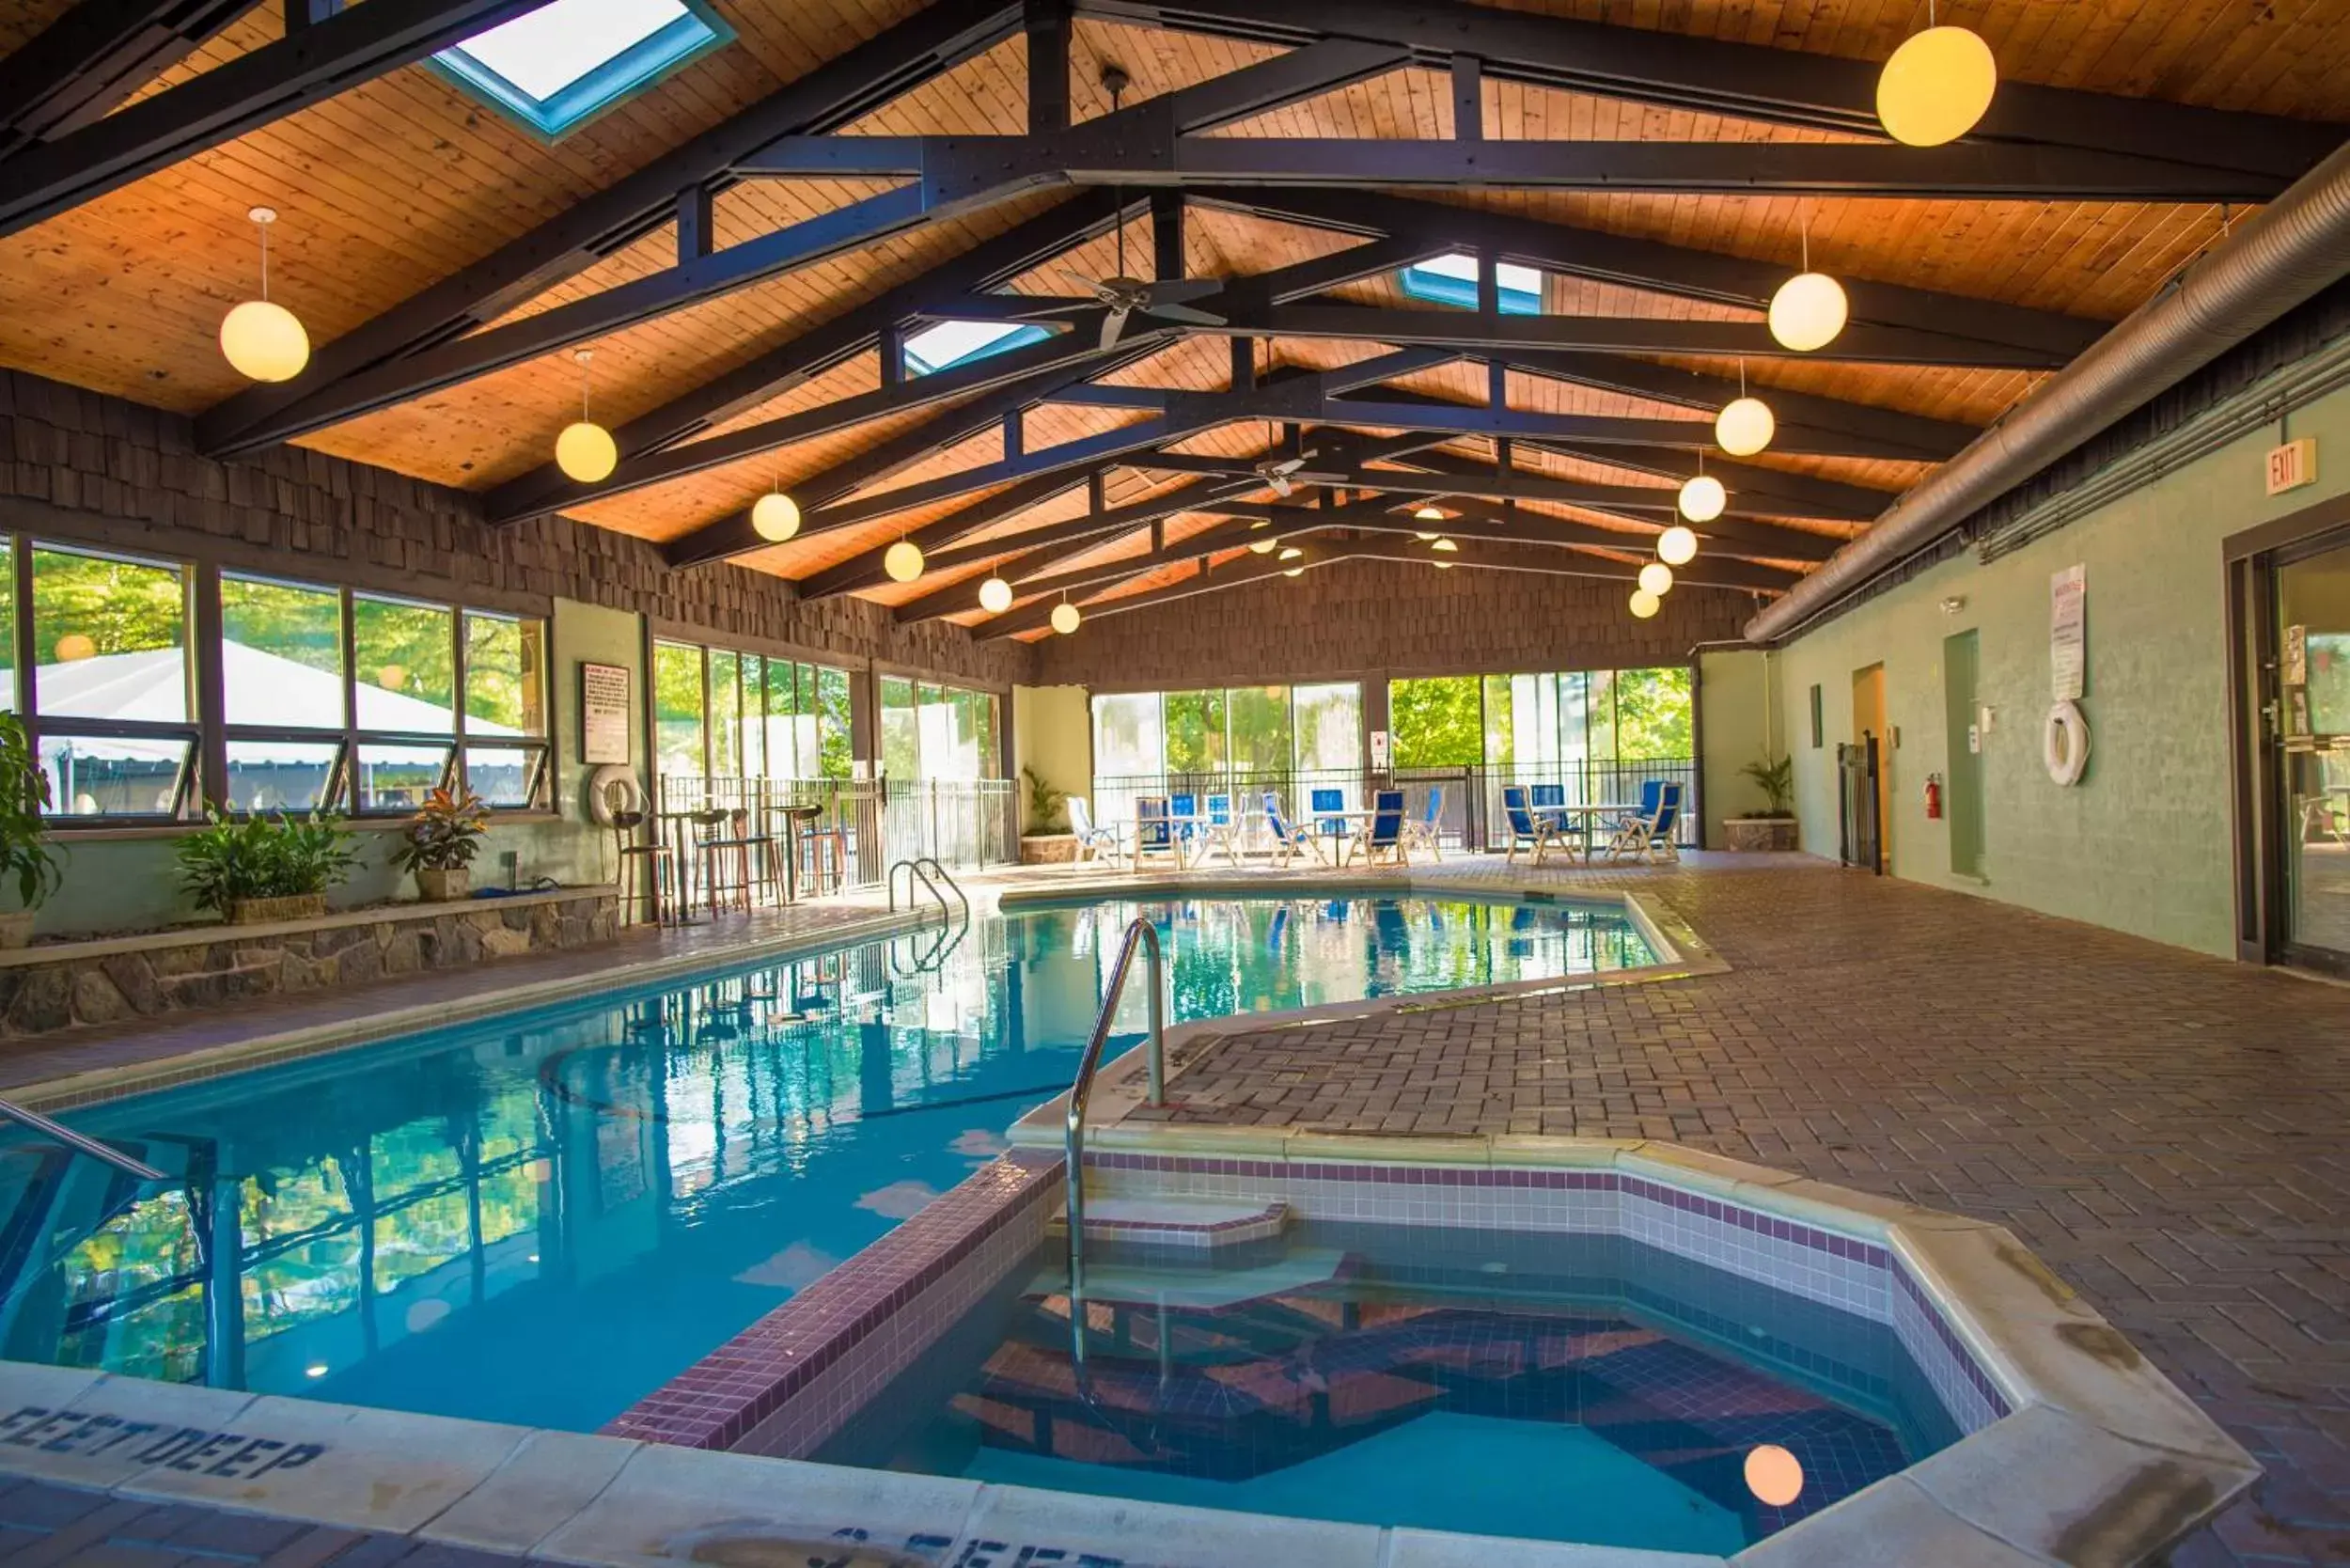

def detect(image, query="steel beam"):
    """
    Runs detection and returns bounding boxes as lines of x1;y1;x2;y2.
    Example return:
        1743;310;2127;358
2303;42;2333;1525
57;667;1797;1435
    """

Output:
0;0;556;237
981;545;1340;638
193;0;1028;455
792;468;1104;599
0;0;258;158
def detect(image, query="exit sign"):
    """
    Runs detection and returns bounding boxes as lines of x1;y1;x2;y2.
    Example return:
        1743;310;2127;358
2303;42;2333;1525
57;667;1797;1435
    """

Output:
2267;435;2318;495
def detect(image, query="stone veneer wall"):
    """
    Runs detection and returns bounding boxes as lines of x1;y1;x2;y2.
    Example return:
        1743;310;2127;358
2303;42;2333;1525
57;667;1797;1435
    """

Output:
0;369;1032;689
0;891;618;1039
1028;556;1754;690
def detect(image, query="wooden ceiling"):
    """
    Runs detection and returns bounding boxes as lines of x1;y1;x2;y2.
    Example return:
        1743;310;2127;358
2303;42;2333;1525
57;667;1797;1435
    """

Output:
1;0;2343;642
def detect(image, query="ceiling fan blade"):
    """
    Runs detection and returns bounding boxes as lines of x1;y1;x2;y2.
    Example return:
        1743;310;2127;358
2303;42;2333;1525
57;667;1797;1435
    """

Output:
1270;474;1293;497
1145;303;1227;327
1061;268;1101;290
1099;306;1131;351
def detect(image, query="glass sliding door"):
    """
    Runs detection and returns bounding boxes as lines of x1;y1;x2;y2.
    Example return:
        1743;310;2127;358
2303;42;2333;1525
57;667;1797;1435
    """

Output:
2274;533;2350;968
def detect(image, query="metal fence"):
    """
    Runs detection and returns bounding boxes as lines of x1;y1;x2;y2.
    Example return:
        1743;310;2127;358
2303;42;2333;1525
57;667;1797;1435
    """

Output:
1088;760;1699;854
656;774;1015;895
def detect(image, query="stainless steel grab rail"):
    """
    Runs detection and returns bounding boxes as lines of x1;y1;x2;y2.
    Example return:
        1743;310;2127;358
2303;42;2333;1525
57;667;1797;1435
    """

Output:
1063;917;1166;1304
0;1097;164;1181
886;856;967;923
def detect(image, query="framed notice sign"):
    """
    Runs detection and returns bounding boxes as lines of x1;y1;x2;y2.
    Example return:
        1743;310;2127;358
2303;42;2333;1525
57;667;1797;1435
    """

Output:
579;661;632;765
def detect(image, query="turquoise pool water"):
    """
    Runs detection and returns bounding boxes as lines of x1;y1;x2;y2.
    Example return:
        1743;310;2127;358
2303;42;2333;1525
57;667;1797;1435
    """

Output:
0;891;1651;1432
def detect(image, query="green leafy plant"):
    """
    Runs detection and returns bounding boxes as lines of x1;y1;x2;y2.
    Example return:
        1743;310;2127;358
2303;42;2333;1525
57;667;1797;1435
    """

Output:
1739;752;1796;818
0;714;62;912
386;787;491;873
176;809;360;915
1021;764;1069;835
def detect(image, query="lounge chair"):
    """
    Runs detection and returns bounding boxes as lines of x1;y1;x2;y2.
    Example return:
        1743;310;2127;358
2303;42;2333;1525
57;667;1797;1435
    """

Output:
1355;789;1409;868
1606;781;1684;864
1308;787;1349;857
1402;786;1444;861
1066;795;1124;868
1200;792;1243;867
1500;785;1573;867
1261;792;1320;869
1133;795;1183;870
1170;791;1199;864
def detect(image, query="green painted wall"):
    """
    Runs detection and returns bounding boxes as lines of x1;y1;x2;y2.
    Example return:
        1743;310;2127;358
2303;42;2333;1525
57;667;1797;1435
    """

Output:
1776;379;2350;956
1012;684;1089;832
1700;649;1787;837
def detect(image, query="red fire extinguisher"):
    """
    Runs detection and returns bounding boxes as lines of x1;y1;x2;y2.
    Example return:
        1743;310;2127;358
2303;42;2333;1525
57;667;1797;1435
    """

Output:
1924;773;1944;820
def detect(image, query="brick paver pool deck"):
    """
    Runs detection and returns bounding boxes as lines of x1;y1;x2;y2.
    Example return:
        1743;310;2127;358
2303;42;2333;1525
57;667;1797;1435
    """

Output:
5;854;2348;1564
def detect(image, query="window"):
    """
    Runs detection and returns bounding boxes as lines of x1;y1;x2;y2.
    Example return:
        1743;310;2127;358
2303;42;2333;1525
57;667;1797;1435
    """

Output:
880;676;918;781
1227;687;1292;776
26;545;196;819
1399;251;1543;315
651;638;855;783
1388;677;1481;767
432;0;731;139
1292;682;1363;776
653;640;705;777
901;320;1050;378
882;674;1001;780
1163;691;1227;774
222;573;343;810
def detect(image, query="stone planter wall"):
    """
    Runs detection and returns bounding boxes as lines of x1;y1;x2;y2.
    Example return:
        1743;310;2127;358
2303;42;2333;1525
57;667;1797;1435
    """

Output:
1722;817;1801;852
1019;834;1078;865
0;887;619;1040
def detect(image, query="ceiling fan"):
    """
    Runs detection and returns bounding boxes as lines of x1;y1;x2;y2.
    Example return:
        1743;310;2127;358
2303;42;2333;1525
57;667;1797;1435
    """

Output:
1252;419;1324;497
1063;66;1228;352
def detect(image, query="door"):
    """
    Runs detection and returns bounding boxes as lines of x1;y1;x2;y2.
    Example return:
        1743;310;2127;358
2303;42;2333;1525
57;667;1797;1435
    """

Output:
2270;535;2350;971
1943;631;1986;876
1852;664;1890;871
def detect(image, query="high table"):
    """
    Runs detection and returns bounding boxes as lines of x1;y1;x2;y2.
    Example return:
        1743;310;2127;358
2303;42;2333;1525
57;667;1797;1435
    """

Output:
1544;802;1640;863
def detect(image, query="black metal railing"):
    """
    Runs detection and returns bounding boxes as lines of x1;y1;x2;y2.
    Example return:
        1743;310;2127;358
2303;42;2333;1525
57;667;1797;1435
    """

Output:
1838;736;1883;874
1087;760;1700;854
656;774;1015;896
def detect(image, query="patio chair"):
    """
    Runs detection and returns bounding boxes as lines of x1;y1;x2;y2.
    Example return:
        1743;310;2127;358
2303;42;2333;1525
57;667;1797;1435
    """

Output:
1529;782;1567;828
1355;789;1409;868
1308;787;1349;855
1402;786;1444;861
1200;792;1244;867
1066;796;1125;868
1133;795;1183;870
1500;785;1572;867
1170;791;1199;862
1261;792;1320;869
1606;781;1684;864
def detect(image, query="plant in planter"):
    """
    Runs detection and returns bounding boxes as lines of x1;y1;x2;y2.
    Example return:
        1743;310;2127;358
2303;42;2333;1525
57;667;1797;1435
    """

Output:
0;714;61;948
387;787;491;902
177;809;360;924
1725;752;1800;851
1021;765;1069;835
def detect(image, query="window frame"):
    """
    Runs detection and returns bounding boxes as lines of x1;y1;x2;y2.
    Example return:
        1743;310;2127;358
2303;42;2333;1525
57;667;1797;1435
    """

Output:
429;0;734;141
650;631;861;785
1398;252;1543;316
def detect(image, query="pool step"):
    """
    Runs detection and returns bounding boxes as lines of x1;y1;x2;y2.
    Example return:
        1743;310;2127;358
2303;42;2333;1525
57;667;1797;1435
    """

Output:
1058;1196;1291;1249
1026;1246;1353;1311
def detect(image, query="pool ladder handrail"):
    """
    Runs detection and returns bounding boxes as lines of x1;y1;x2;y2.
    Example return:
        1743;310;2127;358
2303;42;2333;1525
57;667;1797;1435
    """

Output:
0;1096;164;1181
886;856;968;924
1064;916;1167;1306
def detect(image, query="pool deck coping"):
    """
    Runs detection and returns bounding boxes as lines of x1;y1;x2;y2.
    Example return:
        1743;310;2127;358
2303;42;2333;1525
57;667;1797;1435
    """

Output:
0;1132;2259;1567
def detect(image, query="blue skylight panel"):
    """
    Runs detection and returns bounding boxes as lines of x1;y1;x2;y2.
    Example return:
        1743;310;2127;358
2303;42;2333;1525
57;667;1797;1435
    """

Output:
1400;251;1543;315
902;320;1051;378
434;0;729;138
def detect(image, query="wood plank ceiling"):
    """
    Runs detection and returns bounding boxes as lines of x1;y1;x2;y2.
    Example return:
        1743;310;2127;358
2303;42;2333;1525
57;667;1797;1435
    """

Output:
2;0;2345;640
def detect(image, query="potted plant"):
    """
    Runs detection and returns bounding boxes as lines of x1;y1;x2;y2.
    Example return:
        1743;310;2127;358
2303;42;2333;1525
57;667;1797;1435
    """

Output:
1724;752;1799;852
0;714;61;948
176;809;359;924
388;787;491;902
1017;764;1077;866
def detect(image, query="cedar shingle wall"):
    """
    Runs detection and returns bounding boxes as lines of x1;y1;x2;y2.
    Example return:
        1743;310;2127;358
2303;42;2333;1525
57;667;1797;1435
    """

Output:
1028;557;1753;690
0;369;1034;687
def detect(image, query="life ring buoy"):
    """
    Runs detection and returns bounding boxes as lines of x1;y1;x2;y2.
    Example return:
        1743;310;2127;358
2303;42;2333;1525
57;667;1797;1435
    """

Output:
586;763;646;825
2043;701;2091;787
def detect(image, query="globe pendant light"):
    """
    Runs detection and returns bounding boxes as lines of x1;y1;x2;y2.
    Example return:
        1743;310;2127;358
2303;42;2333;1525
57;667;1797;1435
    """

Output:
220;207;310;383
1248;537;1278;555
555;349;618;483
1679;453;1727;524
1638;561;1674;596
978;568;1013;614
884;536;925;583
1414;505;1445;522
1051;597;1082;635
1629;588;1661;619
1432;560;1454;571
1715;361;1775;457
1277;546;1303;561
1877;4;1998;148
1657;525;1699;566
751;478;800;542
1282;567;1305;578
1431;537;1458;553
1768;227;1847;353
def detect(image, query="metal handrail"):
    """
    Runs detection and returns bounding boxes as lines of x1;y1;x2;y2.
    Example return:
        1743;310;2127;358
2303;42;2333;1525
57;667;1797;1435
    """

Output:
886;855;968;922
1063;917;1166;1305
0;1098;164;1181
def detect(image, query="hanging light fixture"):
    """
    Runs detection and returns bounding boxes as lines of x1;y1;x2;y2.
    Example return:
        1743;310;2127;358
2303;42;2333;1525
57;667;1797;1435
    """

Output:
1413;504;1445;522
1678;451;1727;523
884;535;925;583
1629;588;1661;619
1431;538;1458;553
1638;561;1674;596
1658;525;1700;566
751;471;800;542
1282;567;1305;578
1051;597;1082;635
978;565;1014;614
1716;361;1776;456
555;350;618;483
1277;546;1303;561
1415;531;1438;541
1249;538;1278;555
220;206;310;383
1432;560;1454;571
1876;2;1998;148
1768;225;1847;353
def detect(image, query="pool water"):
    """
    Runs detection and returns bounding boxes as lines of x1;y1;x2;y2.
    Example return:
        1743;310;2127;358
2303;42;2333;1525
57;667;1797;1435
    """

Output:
821;1224;1963;1555
0;892;1650;1431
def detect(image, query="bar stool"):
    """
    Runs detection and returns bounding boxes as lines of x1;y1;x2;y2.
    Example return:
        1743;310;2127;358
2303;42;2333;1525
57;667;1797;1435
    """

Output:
798;808;847;896
610;809;673;926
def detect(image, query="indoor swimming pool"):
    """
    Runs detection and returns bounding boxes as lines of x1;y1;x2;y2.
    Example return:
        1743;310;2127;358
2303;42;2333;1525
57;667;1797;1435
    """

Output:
0;890;1653;1431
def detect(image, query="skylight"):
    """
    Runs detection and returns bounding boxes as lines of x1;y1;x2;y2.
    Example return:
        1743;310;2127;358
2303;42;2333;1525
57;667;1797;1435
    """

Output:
902;320;1051;378
434;0;730;138
1401;251;1543;315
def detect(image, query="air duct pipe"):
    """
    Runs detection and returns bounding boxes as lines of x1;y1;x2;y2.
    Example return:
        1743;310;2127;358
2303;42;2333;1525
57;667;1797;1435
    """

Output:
1746;136;2350;645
